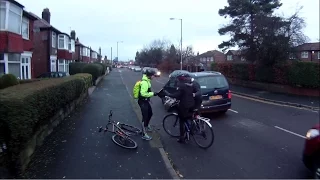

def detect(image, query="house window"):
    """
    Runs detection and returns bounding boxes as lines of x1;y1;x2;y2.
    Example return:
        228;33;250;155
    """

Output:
8;53;21;79
52;32;56;48
68;39;71;51
318;51;320;59
301;51;308;58
8;2;22;34
71;40;75;52
289;53;295;60
80;47;83;56
227;55;233;61
87;49;90;57
21;17;29;40
0;1;7;30
58;35;65;49
83;48;87;56
65;61;69;73
210;57;214;61
51;59;56;72
58;59;65;72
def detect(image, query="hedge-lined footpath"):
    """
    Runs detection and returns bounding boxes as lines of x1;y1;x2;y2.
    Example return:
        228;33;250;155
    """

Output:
211;62;320;89
0;73;93;177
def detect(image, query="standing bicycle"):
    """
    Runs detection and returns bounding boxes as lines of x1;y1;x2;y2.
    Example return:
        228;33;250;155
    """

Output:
162;96;214;149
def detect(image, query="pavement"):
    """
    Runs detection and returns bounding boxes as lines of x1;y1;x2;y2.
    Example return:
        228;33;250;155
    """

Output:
230;84;319;109
119;67;319;179
22;72;172;179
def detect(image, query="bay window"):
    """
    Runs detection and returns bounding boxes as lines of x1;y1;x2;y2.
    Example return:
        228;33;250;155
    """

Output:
58;35;65;49
301;51;308;58
0;1;6;30
58;34;70;50
58;59;65;72
21;17;29;39
87;49;90;57
82;48;87;56
0;1;23;34
71;39;75;52
8;2;22;34
68;38;71;51
52;32;56;48
80;47;83;56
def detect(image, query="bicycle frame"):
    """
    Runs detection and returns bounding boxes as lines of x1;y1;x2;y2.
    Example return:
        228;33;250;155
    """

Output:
99;110;131;137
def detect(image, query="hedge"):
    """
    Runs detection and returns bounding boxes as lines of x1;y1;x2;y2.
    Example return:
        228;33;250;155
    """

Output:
69;62;104;81
0;74;91;166
0;74;19;89
73;73;92;90
211;62;320;88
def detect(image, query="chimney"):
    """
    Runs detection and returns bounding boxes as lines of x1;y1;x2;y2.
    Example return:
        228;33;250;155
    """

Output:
76;37;79;42
70;30;76;40
42;8;51;24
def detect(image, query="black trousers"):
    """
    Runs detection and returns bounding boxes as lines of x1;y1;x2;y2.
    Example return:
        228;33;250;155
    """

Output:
177;108;193;140
138;99;153;128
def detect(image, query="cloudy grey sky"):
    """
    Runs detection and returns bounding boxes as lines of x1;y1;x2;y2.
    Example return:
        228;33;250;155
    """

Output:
18;0;319;61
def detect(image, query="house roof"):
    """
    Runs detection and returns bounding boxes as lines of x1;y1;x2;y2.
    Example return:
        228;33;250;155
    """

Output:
29;12;61;33
197;50;224;58
296;42;320;51
23;10;37;21
7;0;24;8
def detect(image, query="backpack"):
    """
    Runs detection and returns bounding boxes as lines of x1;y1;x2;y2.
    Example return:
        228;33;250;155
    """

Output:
133;79;146;99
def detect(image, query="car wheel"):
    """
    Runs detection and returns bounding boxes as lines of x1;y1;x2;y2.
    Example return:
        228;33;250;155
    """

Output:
219;110;228;114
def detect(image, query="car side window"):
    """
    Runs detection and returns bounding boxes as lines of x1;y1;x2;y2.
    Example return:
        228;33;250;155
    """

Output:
166;78;176;88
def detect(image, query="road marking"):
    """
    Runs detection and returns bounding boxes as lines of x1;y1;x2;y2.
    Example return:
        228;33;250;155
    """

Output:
228;109;238;113
119;70;132;98
233;93;319;113
155;80;165;84
274;126;306;139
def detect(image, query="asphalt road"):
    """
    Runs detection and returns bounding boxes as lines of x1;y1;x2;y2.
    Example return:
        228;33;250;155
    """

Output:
120;68;319;179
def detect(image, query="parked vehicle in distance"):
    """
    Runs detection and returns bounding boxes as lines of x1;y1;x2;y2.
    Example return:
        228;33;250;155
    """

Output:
162;71;231;114
303;124;320;179
142;67;150;74
134;66;142;72
37;72;70;78
151;68;161;77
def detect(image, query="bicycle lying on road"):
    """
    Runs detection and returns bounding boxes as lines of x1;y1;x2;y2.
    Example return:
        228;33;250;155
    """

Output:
162;96;214;149
98;110;142;149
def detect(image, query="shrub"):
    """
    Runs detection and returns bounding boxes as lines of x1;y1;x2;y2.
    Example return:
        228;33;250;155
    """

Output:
0;74;19;89
69;62;87;75
19;79;41;84
0;76;87;162
73;73;92;90
211;62;320;88
94;62;106;75
82;64;102;82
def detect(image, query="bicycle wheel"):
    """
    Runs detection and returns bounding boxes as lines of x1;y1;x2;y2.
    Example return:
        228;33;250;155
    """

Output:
191;120;214;149
111;134;138;149
119;123;142;135
163;113;180;137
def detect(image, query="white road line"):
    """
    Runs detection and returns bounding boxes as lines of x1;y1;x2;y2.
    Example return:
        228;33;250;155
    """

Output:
228;109;238;113
155;80;165;84
274;126;306;139
119;70;132;98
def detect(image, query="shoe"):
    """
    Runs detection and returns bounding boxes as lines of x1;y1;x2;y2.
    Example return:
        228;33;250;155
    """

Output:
177;138;186;144
146;125;153;132
141;133;152;141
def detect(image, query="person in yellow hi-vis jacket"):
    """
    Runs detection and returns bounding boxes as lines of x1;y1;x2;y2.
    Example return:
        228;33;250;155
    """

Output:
138;68;159;140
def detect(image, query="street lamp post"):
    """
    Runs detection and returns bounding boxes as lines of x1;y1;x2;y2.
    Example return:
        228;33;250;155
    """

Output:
117;41;123;63
170;18;183;70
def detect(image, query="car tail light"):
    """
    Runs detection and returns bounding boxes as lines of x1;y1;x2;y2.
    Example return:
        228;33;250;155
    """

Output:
228;90;232;99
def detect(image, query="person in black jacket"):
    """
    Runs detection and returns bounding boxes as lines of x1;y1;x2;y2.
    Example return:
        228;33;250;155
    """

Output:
164;73;195;143
191;78;202;111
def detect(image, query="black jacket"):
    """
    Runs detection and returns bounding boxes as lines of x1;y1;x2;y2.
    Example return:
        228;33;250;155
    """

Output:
192;80;202;109
164;80;195;117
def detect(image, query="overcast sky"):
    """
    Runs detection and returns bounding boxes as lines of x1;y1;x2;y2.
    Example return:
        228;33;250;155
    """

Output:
18;0;319;61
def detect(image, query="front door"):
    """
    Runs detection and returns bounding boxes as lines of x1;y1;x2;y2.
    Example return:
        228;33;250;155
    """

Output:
21;56;31;80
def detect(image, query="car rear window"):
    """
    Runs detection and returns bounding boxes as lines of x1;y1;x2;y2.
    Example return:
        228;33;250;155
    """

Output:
196;75;228;89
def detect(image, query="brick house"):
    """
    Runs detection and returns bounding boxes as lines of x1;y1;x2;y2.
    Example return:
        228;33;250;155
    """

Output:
225;50;246;62
196;50;226;70
0;0;37;79
90;50;98;62
289;42;320;62
31;8;76;77
75;38;90;63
